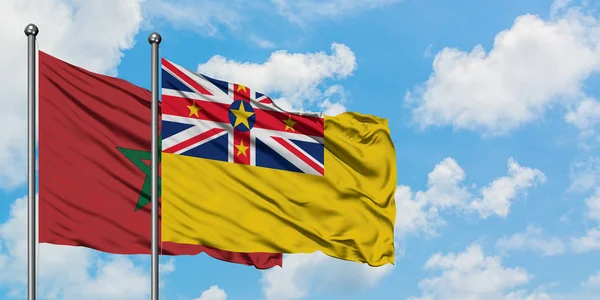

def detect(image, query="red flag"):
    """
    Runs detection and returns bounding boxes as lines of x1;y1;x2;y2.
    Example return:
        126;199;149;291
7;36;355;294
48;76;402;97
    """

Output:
38;51;282;269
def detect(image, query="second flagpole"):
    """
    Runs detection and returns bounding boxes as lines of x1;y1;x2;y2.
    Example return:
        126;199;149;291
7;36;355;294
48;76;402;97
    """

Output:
149;32;162;300
25;23;39;300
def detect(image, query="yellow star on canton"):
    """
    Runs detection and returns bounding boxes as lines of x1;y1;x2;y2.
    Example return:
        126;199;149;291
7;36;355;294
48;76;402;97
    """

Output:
236;84;247;92
230;102;254;129
235;140;249;156
283;116;297;132
187;101;201;118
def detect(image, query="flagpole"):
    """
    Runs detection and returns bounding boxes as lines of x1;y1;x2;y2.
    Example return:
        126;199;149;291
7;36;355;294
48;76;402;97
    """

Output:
149;32;162;300
24;23;39;300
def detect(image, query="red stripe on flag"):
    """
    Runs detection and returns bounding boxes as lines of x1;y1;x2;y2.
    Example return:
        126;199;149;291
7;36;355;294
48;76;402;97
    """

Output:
162;58;214;96
163;95;230;123
271;136;324;175
259;97;273;104
163;128;226;154
233;130;251;165
254;110;324;137
234;84;251;102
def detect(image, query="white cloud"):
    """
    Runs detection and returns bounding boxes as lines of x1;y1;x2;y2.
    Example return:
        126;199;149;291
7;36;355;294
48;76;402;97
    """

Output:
0;0;145;188
569;157;600;192
540;271;600;299
406;4;600;135
0;196;162;299
194;285;228;300
469;158;546;218
504;290;553;300
582;271;600;290
317;85;348;116
394;158;469;238
550;0;574;17
143;0;391;46
571;228;600;253
570;184;600;253
424;44;434;58
496;226;566;256
410;244;546;300
159;258;175;273
585;188;600;222
260;252;394;300
318;99;347;116
396;157;545;238
565;97;600;135
197;43;357;113
272;0;401;24
143;0;241;37
248;34;277;49
144;0;400;40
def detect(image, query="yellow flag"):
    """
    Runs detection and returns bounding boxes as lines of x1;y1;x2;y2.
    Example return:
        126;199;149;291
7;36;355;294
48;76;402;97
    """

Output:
160;58;396;266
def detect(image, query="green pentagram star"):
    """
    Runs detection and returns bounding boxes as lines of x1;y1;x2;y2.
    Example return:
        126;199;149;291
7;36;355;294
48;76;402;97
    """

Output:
118;147;162;211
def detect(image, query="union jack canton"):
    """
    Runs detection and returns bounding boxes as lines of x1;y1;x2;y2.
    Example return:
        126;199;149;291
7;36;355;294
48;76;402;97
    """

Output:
161;58;325;176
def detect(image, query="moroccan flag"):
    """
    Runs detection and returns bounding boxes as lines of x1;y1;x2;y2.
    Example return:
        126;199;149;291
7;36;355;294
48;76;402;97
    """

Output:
38;51;282;269
160;58;396;266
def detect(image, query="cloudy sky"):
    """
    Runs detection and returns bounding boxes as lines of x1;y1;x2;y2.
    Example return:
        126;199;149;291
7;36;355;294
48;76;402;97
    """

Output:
1;0;600;299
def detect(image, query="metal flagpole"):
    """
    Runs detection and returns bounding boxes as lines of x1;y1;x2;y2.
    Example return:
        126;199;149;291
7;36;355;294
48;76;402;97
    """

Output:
148;32;162;300
24;23;39;300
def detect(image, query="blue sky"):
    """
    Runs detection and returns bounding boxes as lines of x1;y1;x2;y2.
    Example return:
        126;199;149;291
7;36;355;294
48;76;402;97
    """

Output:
1;0;600;299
